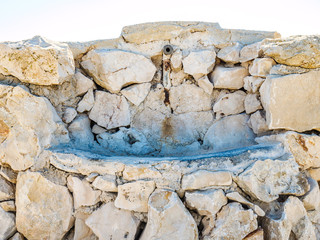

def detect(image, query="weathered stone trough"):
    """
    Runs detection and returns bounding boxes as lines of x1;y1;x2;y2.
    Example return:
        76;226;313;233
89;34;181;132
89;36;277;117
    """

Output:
0;22;320;239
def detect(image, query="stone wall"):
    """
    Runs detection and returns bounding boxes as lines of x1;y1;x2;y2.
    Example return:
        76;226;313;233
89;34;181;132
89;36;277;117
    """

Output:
0;22;320;239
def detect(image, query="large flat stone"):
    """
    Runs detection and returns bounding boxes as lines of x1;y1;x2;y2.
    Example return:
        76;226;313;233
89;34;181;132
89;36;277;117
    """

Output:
260;70;320;132
81;49;156;93
0;36;75;85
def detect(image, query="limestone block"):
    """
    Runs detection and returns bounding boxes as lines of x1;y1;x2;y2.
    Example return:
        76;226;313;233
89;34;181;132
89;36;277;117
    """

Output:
170;50;183;70
0;175;15;201
261;35;320;68
0;36;75;85
249;58;276;77
89;90;130;129
260;70;320;131
217;42;242;63
92;175;118;192
115;180;155;212
0;166;17;184
86;202;140;240
226;192;265;216
0;207;16;240
67;176;101;209
197;75;213;95
263;196;316;240
213;90;246;118
0;85;69;171
181;170;232;190
182;50;216;80
9;233;24;240
62;107;77;123
121;82;151;106
97;127;154;155
123;165;162;181
74;212;97;240
68;115;94;144
300;177;320;211
309;168;320;181
243;76;265;93
235;159;310;202
0;200;16;212
81;49;156;93
209;66;249;89
240;41;262;62
185;189;227;216
75;70;95;96
243;229;264;240
91;124;106;135
206;202;258;240
203;114;256;152
248;110;268;134
270;64;311;75
140;189;198;240
16;171;73;240
169;83;212;114
77;88;94;113
244;93;262;114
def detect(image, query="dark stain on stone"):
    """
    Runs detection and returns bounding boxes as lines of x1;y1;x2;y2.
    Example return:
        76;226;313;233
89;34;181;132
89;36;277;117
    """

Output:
164;60;171;71
161;117;174;138
164;88;170;106
296;135;308;152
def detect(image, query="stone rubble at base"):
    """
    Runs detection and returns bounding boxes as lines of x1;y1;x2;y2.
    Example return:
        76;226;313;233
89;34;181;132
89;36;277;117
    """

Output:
0;21;320;239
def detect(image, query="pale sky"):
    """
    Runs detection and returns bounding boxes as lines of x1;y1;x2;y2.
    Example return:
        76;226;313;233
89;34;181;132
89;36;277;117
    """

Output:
1;0;319;43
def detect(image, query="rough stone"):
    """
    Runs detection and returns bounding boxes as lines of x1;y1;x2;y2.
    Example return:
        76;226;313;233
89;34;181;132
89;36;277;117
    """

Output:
97;127;154;155
300;177;320;211
123;165;162;181
0;166;17;184
75;70;95;96
62;107;77;123
226;192;265;216
67;176;101;209
77;88;94;113
182;50;216;80
261;35;320;68
0;200;16;212
89;90;130;129
203;114;256;152
213;90;246;118
92;175;118;192
244;76;265;93
260;70;320;132
115;180;155;212
170;50;183;70
0;85;69;171
245;93;262;114
270;64;311;75
209;66;249;89
240;41;262;62
68;114;94;144
91;124;106;134
185;189;227;216
169;83;212;114
217;42;242;63
0;175;15;201
263;196;316;240
235;158;310;202
170;70;187;86
197;75;213;95
309;168;320;181
81;49;156;93
0;36;75;85
16;171;73;240
249;58;276;77
140;189;198;240
248;110;268;134
181;170;232;190
86;202;140;240
0;207;16;240
206;202;258;240
121;82;151;106
9;233;24;240
243;228;264;240
74;212;97;240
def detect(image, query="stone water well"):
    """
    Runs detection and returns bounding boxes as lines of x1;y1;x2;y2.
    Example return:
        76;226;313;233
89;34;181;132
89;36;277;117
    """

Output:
1;22;320;239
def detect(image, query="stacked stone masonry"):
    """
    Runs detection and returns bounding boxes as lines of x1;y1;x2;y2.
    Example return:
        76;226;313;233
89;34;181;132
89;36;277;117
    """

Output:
0;21;320;239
